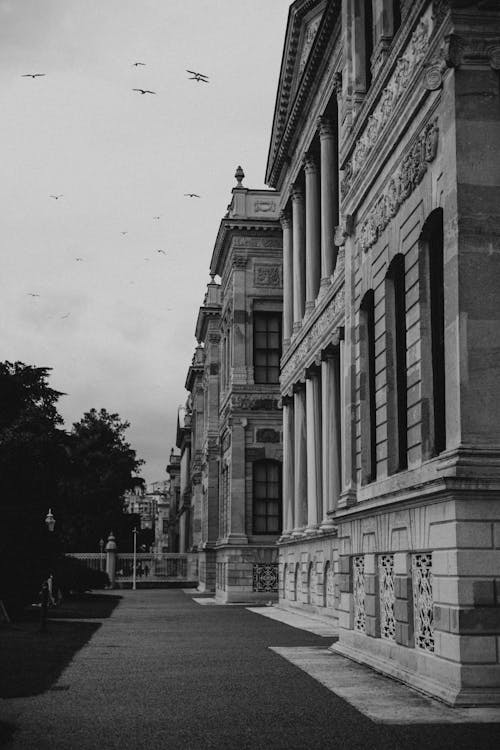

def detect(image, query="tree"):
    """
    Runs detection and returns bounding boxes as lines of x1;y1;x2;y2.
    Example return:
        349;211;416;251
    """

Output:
60;408;144;550
0;362;68;610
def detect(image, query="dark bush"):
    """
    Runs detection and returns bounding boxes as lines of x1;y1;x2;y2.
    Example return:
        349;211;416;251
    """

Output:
54;556;109;594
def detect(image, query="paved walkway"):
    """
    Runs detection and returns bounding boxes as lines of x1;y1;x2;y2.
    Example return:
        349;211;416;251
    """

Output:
1;590;500;750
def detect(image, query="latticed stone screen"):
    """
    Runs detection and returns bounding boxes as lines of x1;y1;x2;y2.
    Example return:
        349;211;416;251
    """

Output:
253;563;279;592
412;553;434;652
325;563;336;609
379;554;396;641
353;555;366;632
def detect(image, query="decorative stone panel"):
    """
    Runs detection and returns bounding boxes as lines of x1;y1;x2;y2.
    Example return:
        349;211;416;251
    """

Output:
353;555;366;632
253;563;279;592
412;553;434;652
379;554;396;641
254;264;282;287
256;428;280;443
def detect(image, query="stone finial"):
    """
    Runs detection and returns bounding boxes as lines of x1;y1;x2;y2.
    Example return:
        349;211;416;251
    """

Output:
105;531;117;551
234;165;245;186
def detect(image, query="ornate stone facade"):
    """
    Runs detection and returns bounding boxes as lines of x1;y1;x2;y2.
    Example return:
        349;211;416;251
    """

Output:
266;0;500;707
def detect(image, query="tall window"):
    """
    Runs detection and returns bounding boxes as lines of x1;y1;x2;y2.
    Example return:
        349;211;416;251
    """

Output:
364;0;374;90
386;254;408;472
360;290;377;482
422;209;446;455
253;460;281;534
254;312;281;384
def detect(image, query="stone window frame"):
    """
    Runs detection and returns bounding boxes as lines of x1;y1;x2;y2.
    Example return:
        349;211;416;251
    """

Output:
251;459;282;535
385;253;408;474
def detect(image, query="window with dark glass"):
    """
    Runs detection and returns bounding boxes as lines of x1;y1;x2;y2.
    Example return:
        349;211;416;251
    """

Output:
253;460;281;534
253;312;281;384
386;254;408;472
360;290;377;482
427;209;446;454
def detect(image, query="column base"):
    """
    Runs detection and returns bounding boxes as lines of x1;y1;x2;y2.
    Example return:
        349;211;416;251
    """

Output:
319;517;336;532
218;534;249;546
338;488;357;509
305;300;315;315
291;527;306;539
304;524;319;536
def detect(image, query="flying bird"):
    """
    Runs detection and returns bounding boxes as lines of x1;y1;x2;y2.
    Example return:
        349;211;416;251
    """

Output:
132;62;146;67
156;249;166;255
22;73;45;78
75;257;84;261
184;193;201;198
120;231;128;235
132;88;156;95
60;313;71;319
153;216;161;220
186;70;209;83
50;194;63;200
26;292;40;297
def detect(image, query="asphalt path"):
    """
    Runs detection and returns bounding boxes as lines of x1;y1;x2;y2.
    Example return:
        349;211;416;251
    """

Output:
1;589;499;749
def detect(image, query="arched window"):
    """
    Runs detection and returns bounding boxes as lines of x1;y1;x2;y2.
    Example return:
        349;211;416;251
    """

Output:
360;290;377;482
420;209;446;456
386;254;408;472
252;460;282;534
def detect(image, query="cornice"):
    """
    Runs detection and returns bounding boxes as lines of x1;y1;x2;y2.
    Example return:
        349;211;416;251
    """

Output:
266;0;342;189
210;219;282;278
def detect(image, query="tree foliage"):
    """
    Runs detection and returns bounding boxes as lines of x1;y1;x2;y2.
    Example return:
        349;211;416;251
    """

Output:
0;362;144;609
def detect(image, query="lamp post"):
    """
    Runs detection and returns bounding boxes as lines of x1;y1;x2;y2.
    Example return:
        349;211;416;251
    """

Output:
132;527;138;591
40;509;56;632
99;538;104;571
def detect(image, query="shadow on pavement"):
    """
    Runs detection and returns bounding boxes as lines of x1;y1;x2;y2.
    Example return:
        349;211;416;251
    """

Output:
0;592;122;699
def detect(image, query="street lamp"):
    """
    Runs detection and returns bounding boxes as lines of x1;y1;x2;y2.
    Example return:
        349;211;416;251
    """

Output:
45;508;56;533
99;538;104;571
132;527;138;591
40;509;56;632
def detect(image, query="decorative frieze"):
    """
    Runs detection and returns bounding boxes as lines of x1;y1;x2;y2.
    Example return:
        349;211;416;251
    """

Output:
341;14;433;199
281;288;344;388
412;553;434;652
379;554;396;641
254;264;282;287
358;117;439;252
233;237;282;250
231;394;281;412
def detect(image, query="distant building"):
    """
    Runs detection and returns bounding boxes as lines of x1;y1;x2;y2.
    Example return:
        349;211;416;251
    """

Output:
180;168;284;602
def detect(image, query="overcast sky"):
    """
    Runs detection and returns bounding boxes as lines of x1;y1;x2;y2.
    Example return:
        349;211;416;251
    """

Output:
0;0;290;483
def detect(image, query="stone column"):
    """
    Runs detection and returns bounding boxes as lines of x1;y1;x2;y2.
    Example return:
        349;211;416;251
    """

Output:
293;385;307;535
320;349;341;529
280;208;293;347
292;184;306;331
318;116;339;288
304;153;321;314
231;253;248;384
281;396;294;539
227;420;248;544
305;368;322;534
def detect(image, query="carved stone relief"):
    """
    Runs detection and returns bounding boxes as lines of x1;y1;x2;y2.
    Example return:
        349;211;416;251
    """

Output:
281;288;344;387
233;237;281;250
357;117;439;252
341;13;433;199
298;15;322;76
254;200;276;213
254;265;282;287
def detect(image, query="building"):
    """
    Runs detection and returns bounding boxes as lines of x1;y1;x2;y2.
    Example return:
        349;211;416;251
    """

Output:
266;0;500;706
179;168;284;602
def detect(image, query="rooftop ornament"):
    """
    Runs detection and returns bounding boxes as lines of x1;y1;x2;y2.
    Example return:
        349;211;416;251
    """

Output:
234;165;245;187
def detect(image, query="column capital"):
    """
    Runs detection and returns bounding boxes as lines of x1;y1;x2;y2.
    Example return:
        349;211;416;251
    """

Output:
334;214;354;246
317;115;336;139
279;207;292;229
281;394;294;407
291;183;304;203
305;362;321;379
303;151;319;174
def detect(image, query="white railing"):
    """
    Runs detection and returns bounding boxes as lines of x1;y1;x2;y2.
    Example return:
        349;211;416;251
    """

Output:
67;552;199;582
